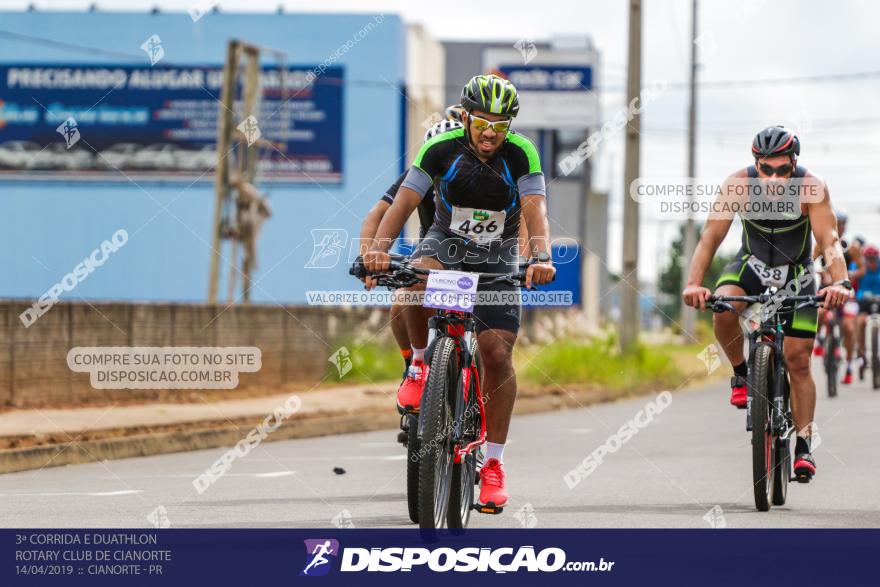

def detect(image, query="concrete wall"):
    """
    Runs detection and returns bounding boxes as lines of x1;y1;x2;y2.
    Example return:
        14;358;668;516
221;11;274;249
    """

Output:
0;299;373;408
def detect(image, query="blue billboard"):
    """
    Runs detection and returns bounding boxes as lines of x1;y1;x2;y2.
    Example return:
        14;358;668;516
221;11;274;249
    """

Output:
0;63;343;182
497;65;593;92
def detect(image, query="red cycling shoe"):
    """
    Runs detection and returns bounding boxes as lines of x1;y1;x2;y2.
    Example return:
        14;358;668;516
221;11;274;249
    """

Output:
397;359;427;413
730;375;748;409
794;453;816;483
478;458;508;507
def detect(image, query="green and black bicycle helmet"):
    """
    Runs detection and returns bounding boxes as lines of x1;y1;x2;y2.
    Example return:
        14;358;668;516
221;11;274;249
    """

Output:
751;125;800;159
460;74;520;117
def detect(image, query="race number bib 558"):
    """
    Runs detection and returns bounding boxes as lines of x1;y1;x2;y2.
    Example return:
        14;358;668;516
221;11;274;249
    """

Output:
746;255;789;288
450;206;505;245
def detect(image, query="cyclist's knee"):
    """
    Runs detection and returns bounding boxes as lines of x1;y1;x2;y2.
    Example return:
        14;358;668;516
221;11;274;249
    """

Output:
713;309;738;330
787;350;812;378
479;338;514;370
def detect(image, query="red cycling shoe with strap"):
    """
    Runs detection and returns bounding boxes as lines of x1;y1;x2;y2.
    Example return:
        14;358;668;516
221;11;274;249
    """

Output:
794;453;816;482
397;359;427;413
478;458;508;507
730;374;748;409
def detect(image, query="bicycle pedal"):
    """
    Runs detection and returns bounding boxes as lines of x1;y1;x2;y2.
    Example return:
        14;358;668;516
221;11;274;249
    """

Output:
473;502;504;515
794;471;812;483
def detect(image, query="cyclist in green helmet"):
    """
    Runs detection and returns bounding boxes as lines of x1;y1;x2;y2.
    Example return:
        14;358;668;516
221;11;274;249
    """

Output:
364;74;554;509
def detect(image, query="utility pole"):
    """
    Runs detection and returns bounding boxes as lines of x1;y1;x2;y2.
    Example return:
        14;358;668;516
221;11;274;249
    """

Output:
681;0;699;337
208;40;239;305
620;0;642;350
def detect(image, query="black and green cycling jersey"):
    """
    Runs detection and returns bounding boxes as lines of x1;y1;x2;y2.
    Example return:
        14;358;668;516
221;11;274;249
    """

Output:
715;165;819;337
738;164;812;266
400;127;546;243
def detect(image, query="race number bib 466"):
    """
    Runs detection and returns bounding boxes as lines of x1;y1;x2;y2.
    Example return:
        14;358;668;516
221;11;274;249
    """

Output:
450;206;505;245
746;255;789;288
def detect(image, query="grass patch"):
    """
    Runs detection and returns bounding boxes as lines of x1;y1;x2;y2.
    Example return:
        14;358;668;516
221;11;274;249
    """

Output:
520;335;692;391
327;338;404;384
327;332;716;390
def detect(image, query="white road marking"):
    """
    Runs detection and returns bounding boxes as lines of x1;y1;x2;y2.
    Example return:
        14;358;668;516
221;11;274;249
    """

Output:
0;489;143;497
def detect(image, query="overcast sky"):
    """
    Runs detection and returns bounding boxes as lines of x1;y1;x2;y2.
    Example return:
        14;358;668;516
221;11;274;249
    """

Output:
3;0;879;281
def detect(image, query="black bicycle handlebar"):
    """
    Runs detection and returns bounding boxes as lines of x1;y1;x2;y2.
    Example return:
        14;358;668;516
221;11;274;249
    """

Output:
349;255;548;289
707;294;824;315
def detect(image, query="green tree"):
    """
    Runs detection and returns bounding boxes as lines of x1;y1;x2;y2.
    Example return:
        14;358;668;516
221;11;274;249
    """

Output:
657;223;734;325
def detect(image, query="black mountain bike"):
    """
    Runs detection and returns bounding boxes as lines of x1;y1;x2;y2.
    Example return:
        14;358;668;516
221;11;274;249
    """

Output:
863;294;880;390
710;291;823;511
352;254;539;533
822;310;842;398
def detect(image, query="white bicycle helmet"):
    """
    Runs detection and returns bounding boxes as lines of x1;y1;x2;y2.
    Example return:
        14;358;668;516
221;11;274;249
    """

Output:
423;119;463;142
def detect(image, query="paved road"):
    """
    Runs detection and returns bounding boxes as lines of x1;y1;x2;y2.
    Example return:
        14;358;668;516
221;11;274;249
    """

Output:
2;362;879;528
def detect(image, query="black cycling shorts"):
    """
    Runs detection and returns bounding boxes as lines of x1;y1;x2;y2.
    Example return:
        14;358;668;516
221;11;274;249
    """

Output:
858;296;880;315
412;227;521;335
715;255;818;338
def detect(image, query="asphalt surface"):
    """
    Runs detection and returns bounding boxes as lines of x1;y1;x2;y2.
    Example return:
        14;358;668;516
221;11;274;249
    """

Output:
2;361;880;529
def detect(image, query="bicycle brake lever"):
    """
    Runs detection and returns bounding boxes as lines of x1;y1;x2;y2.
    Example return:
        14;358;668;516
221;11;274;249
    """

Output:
711;301;736;314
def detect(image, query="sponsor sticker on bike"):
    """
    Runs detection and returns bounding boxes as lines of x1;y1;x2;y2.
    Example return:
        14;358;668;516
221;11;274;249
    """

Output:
746;255;789;288
424;270;479;312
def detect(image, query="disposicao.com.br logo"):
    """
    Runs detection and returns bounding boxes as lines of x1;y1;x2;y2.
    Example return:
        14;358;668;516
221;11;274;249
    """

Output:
300;540;614;574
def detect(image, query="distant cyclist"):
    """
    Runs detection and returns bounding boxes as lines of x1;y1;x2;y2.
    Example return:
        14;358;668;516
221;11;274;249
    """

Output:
682;125;851;481
364;74;555;508
856;245;880;363
813;209;864;384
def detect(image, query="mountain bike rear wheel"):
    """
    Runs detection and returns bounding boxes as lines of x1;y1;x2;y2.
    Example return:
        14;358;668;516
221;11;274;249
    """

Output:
872;324;880;390
824;331;838;398
405;414;420;524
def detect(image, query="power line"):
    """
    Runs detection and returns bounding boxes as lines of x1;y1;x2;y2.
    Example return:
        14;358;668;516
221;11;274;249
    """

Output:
601;69;880;92
5;29;880;93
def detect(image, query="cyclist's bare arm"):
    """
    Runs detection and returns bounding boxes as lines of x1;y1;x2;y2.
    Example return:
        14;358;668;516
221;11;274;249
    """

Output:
521;194;550;258
811;241;832;285
370;185;420;252
363;185;422;277
359;200;390;256
682;170;742;309
521;194;555;287
517;216;529;253
805;174;852;307
805;175;847;284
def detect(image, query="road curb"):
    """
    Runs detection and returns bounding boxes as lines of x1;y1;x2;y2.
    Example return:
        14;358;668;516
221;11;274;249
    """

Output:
0;410;400;475
0;377;718;475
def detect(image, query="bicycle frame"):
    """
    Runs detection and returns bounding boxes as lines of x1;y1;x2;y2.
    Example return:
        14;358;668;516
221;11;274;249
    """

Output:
745;309;793;439
424;310;487;465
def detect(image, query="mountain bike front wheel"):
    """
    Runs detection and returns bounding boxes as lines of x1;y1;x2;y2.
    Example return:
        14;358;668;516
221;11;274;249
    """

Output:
418;336;459;535
750;343;775;512
448;343;482;531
